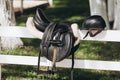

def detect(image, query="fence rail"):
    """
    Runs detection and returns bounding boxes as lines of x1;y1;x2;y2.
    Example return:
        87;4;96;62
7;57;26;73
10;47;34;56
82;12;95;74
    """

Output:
0;26;120;79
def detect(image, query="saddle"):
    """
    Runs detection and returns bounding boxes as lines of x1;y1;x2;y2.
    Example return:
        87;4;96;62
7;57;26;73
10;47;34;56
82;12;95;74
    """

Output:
33;8;80;80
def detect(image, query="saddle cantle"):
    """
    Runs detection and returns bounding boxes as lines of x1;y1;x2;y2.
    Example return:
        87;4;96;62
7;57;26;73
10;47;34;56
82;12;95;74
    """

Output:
33;8;50;32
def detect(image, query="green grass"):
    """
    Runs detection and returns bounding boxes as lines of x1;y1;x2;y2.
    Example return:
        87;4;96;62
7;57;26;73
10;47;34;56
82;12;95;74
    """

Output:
1;0;120;80
2;65;120;80
76;41;120;61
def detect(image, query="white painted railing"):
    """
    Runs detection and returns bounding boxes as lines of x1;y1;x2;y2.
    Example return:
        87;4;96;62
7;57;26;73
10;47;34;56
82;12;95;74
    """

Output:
0;26;120;79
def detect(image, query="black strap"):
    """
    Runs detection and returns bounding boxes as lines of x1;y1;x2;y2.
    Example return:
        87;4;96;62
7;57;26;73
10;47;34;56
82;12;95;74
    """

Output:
83;28;103;39
37;23;56;75
37;50;41;74
71;52;74;80
83;31;89;39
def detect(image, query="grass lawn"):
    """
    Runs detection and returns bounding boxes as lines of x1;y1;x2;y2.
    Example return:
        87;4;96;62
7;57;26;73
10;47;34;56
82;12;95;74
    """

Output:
1;0;120;80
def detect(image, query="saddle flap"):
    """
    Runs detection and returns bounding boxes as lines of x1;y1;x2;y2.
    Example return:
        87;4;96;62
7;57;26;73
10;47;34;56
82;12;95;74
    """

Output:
41;23;74;62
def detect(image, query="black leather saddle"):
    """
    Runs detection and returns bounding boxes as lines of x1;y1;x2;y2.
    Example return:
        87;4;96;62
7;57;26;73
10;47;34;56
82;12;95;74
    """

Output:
33;8;78;61
33;8;79;80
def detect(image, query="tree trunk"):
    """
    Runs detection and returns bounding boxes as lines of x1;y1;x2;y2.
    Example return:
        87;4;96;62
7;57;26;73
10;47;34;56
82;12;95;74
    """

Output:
113;0;120;30
20;0;24;14
89;0;110;29
107;0;115;22
0;0;23;50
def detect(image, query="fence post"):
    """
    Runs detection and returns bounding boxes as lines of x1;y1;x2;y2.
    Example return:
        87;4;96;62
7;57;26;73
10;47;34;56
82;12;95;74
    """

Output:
48;0;53;6
0;65;1;80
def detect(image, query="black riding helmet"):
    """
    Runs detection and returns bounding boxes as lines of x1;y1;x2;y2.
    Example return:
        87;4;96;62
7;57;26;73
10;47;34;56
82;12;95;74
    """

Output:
82;15;106;39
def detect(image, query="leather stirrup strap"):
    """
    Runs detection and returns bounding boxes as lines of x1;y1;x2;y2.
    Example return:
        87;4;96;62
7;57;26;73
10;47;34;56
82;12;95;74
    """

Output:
37;50;41;74
83;28;103;39
71;53;74;80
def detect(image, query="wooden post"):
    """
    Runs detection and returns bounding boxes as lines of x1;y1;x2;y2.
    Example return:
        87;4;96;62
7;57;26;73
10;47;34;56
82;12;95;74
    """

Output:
0;65;1;80
108;0;115;22
113;0;120;30
20;0;24;14
0;0;23;49
48;0;53;6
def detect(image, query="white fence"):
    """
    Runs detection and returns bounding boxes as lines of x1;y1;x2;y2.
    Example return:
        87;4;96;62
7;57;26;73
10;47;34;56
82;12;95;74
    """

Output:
0;26;120;79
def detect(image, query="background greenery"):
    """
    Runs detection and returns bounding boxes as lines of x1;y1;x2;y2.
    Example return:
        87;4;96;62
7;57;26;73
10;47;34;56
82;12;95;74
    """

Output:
1;0;120;80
